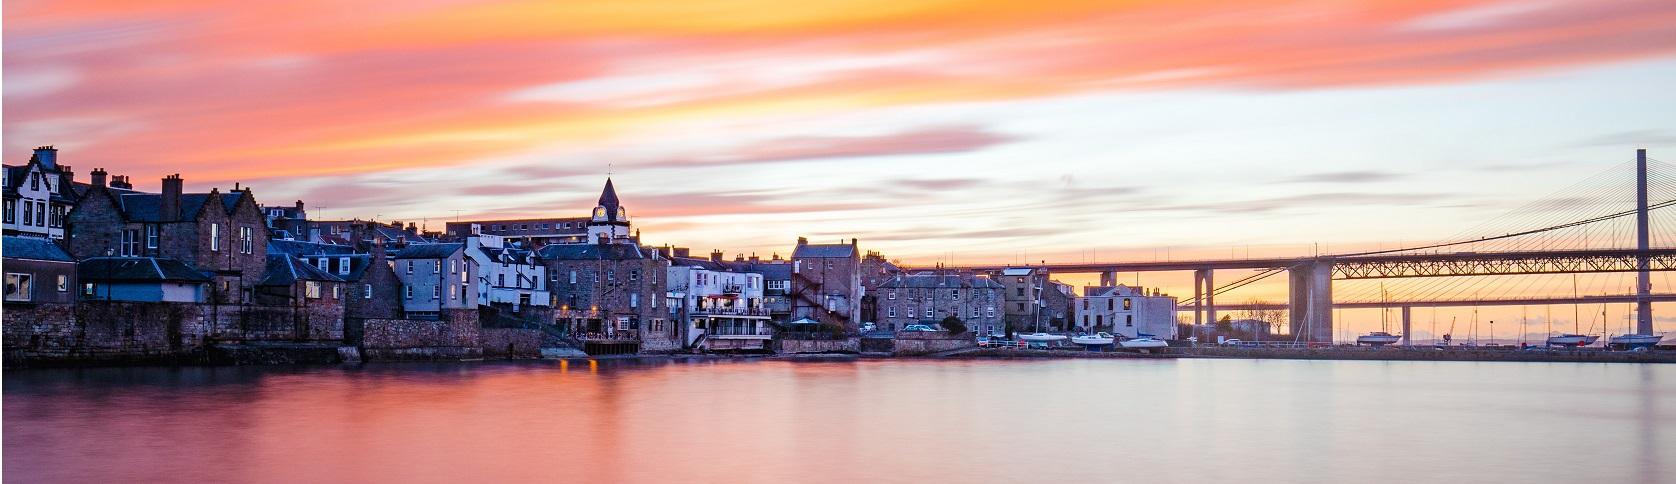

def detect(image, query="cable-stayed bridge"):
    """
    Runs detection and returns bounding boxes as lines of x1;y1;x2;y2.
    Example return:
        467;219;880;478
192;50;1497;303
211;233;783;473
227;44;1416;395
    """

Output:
928;149;1675;343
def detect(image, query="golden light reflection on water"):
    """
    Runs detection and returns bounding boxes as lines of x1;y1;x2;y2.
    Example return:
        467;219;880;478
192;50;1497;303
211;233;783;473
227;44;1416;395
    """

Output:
4;359;1674;483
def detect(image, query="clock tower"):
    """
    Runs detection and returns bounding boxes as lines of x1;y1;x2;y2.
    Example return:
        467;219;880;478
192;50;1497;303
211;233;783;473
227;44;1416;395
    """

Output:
587;178;631;244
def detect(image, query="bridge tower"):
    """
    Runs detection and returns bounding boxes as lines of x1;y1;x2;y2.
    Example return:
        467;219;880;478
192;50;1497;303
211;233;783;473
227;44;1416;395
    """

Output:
1288;261;1333;343
1637;148;1654;335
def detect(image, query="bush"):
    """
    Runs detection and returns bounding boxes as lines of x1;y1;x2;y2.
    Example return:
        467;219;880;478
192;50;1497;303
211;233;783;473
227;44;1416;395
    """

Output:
939;315;968;335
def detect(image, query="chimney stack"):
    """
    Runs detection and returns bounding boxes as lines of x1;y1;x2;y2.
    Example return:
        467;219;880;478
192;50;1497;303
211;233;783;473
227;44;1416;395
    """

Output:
110;175;132;189
673;247;690;259
710;249;723;263
31;146;57;169
797;237;808;246
91;168;108;188
749;253;760;263
57;166;74;194
160;174;184;221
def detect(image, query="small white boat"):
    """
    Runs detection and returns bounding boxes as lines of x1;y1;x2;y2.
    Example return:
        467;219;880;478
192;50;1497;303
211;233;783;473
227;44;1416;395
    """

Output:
1546;334;1589;347
1608;334;1663;350
1017;332;1068;343
1582;335;1601;346
1356;332;1402;346
1071;332;1115;345
1119;337;1168;349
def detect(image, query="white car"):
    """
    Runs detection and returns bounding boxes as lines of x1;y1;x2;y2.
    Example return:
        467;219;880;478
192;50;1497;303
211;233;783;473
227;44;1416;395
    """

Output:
1221;339;1243;346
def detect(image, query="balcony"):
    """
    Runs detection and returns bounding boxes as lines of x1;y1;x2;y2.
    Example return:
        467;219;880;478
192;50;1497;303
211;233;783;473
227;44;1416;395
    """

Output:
722;284;744;295
576;331;640;342
555;309;603;319
706;325;773;339
691;306;771;318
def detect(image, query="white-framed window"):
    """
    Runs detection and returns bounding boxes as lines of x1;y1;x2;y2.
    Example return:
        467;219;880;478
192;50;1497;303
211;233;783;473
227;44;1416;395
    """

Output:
120;229;140;256
405;285;413;299
405;261;413;274
21;201;32;226
569;271;577;284
925;308;933;318
56;274;68;292
332;285;341;299
434;260;441;273
888;291;896;300
316;258;329;272
986;306;995;318
241;226;254;254
5;273;33;301
617;316;631;331
449;284;457;299
630;293;639;308
364;284;373;299
210;223;221;251
888;307;897;318
305;281;321;299
449;259;457;274
432;286;439;299
338;257;351;275
146;225;159;249
972;307;980;318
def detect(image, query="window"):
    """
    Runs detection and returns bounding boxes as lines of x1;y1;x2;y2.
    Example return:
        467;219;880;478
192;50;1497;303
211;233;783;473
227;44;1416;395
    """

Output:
305;281;321;299
630;293;639;308
1015;287;1024;297
498;274;505;287
1015;277;1024;283
332;285;341;299
364;284;373;299
210;223;221;251
338;257;350;275
5;273;33;301
629;270;639;282
21;201;32;226
146;225;159;249
33;201;42;226
83;283;95;297
432;286;440;299
888;308;896;317
1082;299;1089;310
569;271;577;284
2;201;12;224
434;260;441;273
56;274;68;292
616;316;631;331
448;260;456;274
316;258;329;272
1096;315;1104;326
1126;315;1133;327
1016;302;1025;311
607;270;615;282
49;205;64;228
405;261;413;274
241;227;254;254
952;289;960;299
549;272;559;282
119;229;139;256
449;284;457;299
888;291;896;300
972;307;980;318
925;308;933;318
405;286;414;299
1108;299;1114;311
30;173;39;191
986;306;995;318
1123;298;1132;310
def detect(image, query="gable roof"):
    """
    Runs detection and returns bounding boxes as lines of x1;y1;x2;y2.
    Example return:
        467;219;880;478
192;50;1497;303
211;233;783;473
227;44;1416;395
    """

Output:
879;273;1002;289
79;257;211;282
392;243;463;260
116;193;217;222
793;243;855;259
268;239;357;256
2;236;73;262
260;254;345;286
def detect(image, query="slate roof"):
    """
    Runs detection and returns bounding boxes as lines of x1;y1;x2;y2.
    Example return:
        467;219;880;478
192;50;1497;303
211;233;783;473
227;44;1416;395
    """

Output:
2;236;73;262
268;239;357;256
536;243;656;261
722;261;793;280
392;243;463;260
598;178;620;211
260;254;345;286
298;253;373;282
879;273;1002;289
1000;268;1036;276
792;243;855;259
671;257;728;270
477;246;536;264
79;257;211;282
116;193;222;222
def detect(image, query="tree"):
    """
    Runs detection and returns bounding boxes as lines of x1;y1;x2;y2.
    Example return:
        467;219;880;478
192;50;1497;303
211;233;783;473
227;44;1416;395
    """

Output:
1214;314;1233;334
1238;298;1285;340
939;315;968;335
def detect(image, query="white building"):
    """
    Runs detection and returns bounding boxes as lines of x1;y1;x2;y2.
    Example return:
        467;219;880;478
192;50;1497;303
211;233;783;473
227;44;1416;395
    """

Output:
3;147;74;240
464;233;550;312
1075;285;1178;339
668;257;769;351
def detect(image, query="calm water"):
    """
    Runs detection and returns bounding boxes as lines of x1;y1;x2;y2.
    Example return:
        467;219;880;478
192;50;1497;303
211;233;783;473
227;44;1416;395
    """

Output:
5;358;1673;483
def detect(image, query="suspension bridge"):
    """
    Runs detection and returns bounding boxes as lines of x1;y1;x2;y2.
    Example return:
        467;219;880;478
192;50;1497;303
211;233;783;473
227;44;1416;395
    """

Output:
936;149;1676;344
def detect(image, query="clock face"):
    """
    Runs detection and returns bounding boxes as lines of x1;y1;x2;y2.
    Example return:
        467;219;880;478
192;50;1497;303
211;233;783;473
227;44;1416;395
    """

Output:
593;207;606;219
617;208;627;219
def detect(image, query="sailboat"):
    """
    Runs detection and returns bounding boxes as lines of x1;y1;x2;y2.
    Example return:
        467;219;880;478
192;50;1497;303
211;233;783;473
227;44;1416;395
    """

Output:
1548;285;1591;347
1071;332;1115;346
1609;303;1663;349
1357;284;1402;346
1118;333;1168;349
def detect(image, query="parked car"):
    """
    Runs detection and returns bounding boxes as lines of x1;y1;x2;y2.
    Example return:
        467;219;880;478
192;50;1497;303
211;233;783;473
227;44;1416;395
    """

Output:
901;324;939;332
1221;339;1243;346
859;322;877;333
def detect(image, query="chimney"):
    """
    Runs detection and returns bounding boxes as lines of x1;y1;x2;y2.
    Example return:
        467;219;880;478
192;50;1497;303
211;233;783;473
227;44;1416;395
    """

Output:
295;200;305;212
710;249;723;262
674;247;690;259
57;165;73;193
771;252;782;261
749;253;760;263
797;237;808;246
110;175;132;189
658;245;673;258
160;174;184;221
734;253;745;262
90;168;108;188
350;222;366;249
31;146;57;169
370;236;388;264
851;238;859;247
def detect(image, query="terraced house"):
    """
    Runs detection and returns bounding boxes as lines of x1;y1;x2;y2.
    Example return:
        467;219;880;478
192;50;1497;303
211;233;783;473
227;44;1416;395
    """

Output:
66;174;269;304
876;272;1004;334
391;243;478;320
2;146;76;240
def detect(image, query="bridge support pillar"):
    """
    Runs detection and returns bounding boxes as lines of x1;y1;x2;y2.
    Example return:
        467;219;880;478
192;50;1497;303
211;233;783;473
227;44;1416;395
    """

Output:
1100;271;1117;287
1287;261;1334;343
1193;269;1206;328
1401;306;1412;346
1204;269;1216;328
1637;148;1654;335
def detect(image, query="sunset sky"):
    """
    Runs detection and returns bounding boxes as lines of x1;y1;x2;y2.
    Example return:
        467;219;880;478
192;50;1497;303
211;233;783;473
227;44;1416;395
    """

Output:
9;0;1676;335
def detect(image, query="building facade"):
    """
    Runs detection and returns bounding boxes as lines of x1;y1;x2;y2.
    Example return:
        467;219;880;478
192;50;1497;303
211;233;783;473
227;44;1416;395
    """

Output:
67;175;270;304
668;257;769;351
3;146;76;240
789;237;863;330
876;273;1004;334
392;243;479;319
1075;285;1179;339
3;236;77;304
444;217;589;247
464;234;550;312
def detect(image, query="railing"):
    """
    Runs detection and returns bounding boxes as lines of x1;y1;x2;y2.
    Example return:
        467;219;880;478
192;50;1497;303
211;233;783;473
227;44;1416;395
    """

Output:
555;309;602;319
575;331;640;342
722;284;743;294
691;307;771;317
707;326;774;337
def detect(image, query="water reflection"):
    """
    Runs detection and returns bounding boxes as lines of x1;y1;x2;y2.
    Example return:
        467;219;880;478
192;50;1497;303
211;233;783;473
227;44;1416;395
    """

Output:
6;359;1673;483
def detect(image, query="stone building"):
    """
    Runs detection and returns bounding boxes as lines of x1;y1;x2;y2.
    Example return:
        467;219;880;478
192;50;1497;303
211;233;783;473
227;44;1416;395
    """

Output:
66;174;270;304
259;200;308;240
858;250;902;327
1075;285;1178;339
254;254;349;340
876;273;1004;334
997;267;1076;332
3;235;77;304
268;238;403;321
2;146;75;240
790;237;862;330
532;178;672;353
392;243;479;320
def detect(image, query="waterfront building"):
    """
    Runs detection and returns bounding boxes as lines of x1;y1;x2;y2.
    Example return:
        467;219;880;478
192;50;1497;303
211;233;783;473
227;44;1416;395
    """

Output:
667;255;769;351
997;267;1075;332
536;179;673;353
723;253;794;322
77;256;210;303
876;272;1004;334
391;243;479;320
67;174;270;304
2;147;76;240
269;238;403;321
464;233;550;312
790;237;863;330
1075;285;1178;339
858;251;903;326
3;235;77;304
256;253;347;309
